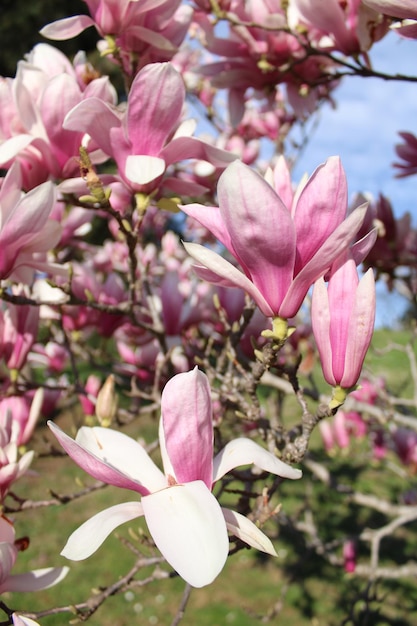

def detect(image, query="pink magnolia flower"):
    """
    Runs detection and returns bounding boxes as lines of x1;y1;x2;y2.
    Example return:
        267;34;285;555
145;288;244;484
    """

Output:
0;289;39;373
0;164;65;283
0;514;69;595
287;0;388;54
48;367;301;588
394;131;417;177
0;410;35;499
362;0;417;36
182;157;370;339
311;252;375;398
40;0;193;72
362;0;417;19
63;62;235;196
0;44;116;189
0;389;44;447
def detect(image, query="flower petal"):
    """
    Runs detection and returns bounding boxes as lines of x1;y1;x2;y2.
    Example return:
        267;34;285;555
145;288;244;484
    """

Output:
183;242;274;317
125;155;166;185
161;368;213;487
212;438;302;482
222;507;277;556
217;161;296;314
1;567;69;593
48;422;164;495
39;16;95;40
61;502;143;561
142;481;229;587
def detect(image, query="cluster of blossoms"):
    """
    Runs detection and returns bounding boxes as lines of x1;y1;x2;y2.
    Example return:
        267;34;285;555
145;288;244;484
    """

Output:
0;0;416;622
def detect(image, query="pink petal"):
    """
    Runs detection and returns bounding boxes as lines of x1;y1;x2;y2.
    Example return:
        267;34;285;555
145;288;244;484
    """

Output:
222;507;277;556
341;268;376;387
61;502;143;561
217;161;296;314
293;156;348;273
161;368;213;487
75;426;166;492
142;481;229;587
160;137;236;169
39;15;96;40
183;242;274;317
126;63;184;156
311;278;335;385
180;204;235;254
212;438;302;482
64;98;121;158
1;567;69;593
328;256;358;383
48;422;159;495
280;202;368;318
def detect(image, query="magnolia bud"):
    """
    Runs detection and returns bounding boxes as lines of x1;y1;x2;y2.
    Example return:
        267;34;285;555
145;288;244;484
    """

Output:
95;375;118;427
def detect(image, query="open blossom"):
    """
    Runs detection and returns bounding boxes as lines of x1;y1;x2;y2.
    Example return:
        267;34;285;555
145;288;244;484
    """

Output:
0;44;116;190
0;515;69;596
48;367;301;588
63;62;235;197
287;0;388;54
40;0;193;72
0;164;65;283
311;251;376;398
182;157;370;339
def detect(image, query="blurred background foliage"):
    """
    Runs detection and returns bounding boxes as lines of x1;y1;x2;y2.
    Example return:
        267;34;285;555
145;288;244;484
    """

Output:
0;0;98;76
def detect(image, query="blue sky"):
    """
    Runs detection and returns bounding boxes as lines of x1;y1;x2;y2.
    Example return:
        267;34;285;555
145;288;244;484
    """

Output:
292;32;417;327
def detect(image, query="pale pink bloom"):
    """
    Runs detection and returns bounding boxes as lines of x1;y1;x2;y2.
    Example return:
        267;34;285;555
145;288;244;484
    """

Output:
0;164;65;283
0;514;69;594
48;367;301;587
182;158;369;324
287;0;388;54
40;0;193;72
362;0;417;19
0;288;39;372
63;62;235;195
394;132;417;177
0;389;43;447
0;45;116;189
363;0;417;36
0;411;34;499
311;252;375;390
78;375;102;417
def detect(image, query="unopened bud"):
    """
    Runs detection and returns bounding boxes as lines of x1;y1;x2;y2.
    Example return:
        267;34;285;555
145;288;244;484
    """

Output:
95;375;118;427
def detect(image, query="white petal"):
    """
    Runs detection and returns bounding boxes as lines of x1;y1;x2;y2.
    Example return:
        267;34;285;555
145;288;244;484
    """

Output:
125;155;166;185
142;481;229;587
3;567;69;593
222;507;277;556
76;426;166;492
13;614;41;626
213;438;302;482
61;502;143;561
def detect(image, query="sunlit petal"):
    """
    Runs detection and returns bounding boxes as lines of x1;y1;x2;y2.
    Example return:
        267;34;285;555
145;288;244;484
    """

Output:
142;481;229;587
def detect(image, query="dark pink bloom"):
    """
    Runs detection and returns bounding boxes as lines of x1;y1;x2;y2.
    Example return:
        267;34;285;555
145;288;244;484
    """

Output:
182;158;369;335
394;132;417;177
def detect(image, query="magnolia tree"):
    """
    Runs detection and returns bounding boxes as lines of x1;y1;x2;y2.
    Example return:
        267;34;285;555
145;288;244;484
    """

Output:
0;0;417;624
